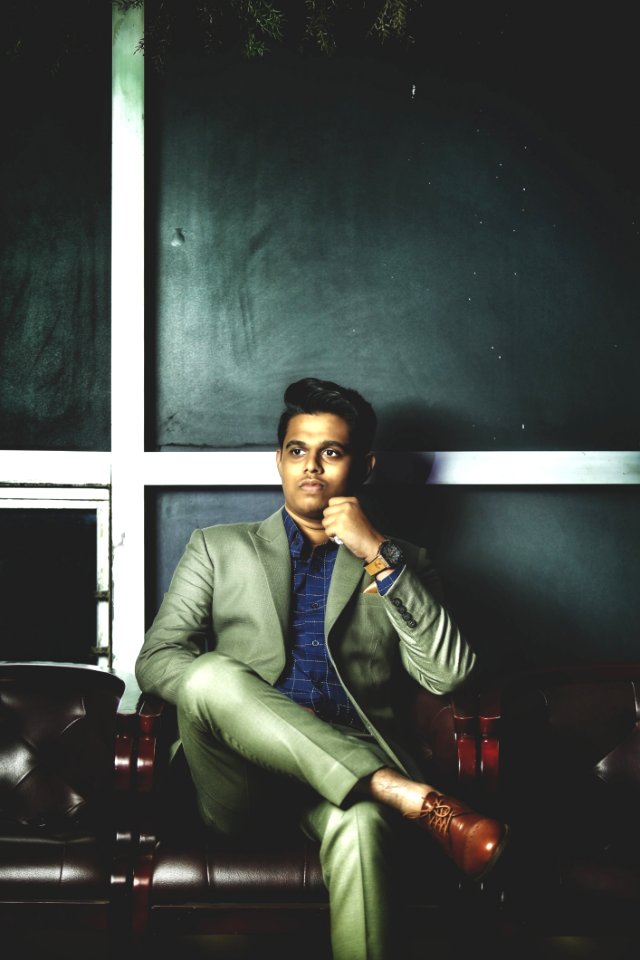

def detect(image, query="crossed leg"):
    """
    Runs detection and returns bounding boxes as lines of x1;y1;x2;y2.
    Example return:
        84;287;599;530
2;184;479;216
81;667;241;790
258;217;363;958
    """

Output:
176;651;506;958
176;652;407;960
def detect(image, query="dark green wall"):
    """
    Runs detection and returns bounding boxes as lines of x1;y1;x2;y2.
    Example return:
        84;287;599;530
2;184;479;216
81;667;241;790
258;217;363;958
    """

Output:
147;10;639;451
0;5;111;451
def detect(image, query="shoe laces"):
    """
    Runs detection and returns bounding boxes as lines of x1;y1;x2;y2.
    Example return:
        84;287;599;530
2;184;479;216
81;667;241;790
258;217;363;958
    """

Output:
422;797;454;837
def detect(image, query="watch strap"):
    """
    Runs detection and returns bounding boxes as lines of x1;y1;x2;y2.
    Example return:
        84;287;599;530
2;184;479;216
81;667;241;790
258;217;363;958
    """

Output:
364;554;390;576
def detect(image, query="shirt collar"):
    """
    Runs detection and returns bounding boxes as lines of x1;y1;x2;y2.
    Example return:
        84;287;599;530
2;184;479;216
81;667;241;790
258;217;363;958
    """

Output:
282;509;337;561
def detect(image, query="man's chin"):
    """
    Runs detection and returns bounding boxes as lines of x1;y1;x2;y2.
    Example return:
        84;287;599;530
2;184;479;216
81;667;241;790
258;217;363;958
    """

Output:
287;499;327;522
299;503;326;520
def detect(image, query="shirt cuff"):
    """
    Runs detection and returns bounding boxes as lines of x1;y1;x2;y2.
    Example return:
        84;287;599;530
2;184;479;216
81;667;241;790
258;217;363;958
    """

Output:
376;566;404;596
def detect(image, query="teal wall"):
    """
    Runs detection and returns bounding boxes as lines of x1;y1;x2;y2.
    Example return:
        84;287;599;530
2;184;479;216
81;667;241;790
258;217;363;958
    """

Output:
147;11;639;452
0;5;111;451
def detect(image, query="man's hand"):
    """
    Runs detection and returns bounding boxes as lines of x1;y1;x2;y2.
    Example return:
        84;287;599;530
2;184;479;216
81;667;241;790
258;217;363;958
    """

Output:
322;497;384;562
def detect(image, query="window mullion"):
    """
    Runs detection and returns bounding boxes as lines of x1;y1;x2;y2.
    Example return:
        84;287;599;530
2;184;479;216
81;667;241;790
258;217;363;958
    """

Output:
111;3;145;673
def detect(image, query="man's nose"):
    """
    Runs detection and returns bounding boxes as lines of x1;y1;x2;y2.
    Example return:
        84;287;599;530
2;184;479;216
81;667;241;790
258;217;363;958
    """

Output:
305;453;322;473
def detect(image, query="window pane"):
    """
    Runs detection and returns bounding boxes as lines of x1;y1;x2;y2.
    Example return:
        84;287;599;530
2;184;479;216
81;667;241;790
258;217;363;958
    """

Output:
0;509;98;663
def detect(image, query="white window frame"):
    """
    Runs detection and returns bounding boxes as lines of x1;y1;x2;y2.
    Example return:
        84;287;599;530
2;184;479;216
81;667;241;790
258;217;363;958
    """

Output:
1;2;639;674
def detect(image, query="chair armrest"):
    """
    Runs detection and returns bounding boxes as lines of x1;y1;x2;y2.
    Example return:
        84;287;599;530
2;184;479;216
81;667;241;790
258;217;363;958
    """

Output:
115;711;136;792
138;692;167;731
451;688;479;785
132;695;174;934
113;669;142;792
136;694;171;793
411;683;481;789
476;668;537;793
477;685;502;792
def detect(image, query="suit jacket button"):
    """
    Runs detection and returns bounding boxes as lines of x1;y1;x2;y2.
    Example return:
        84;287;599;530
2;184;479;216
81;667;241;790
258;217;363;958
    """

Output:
402;612;413;622
392;598;403;608
408;619;417;628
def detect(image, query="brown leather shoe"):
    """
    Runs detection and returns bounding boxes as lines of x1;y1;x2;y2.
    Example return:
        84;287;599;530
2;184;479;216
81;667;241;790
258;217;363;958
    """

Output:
407;790;509;879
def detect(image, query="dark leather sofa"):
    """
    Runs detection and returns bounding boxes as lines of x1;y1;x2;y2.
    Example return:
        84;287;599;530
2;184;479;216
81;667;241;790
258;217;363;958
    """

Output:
131;681;501;942
0;661;136;933
2;659;638;948
131;661;640;946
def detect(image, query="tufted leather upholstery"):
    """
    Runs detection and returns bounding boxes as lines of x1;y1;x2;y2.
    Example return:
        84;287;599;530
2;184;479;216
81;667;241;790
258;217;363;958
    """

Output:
132;681;489;935
0;662;135;929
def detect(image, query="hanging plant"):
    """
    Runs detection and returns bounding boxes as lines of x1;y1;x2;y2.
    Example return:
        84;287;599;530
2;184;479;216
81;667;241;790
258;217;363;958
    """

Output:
5;1;421;75
125;0;419;66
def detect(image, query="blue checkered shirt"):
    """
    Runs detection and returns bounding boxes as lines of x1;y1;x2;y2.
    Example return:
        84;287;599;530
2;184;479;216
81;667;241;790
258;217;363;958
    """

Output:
275;510;401;728
275;510;362;727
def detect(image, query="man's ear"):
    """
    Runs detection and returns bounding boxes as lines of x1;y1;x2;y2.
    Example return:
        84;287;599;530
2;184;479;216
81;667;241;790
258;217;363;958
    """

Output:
349;452;376;490
365;452;376;481
275;448;283;479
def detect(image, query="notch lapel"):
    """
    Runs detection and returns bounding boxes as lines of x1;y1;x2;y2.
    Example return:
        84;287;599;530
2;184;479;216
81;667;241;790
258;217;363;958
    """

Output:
249;509;291;640
325;546;366;637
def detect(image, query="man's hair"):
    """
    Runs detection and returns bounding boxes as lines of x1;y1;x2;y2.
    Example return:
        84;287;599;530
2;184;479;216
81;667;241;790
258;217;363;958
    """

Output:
277;378;377;456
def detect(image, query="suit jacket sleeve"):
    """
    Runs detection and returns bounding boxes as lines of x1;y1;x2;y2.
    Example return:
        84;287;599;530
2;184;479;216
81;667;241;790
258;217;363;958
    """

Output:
380;545;476;695
135;529;213;704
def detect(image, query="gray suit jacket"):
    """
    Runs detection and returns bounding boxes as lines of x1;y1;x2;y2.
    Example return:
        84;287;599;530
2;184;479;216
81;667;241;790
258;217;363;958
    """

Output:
136;508;476;778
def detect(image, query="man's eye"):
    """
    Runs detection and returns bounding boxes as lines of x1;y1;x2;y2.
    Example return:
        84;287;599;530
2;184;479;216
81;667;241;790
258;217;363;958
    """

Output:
290;448;305;456
323;448;340;458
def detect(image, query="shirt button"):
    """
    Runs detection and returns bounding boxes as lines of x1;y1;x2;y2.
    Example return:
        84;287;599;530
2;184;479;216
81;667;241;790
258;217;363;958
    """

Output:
310;601;320;610
311;640;320;646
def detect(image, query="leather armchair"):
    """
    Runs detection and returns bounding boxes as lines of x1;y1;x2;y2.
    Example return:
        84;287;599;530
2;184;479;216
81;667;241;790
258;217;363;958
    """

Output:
477;661;640;934
0;661;136;933
132;681;499;938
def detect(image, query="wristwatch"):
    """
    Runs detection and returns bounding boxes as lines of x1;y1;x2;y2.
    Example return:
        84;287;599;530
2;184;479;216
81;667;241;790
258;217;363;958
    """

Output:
364;539;405;576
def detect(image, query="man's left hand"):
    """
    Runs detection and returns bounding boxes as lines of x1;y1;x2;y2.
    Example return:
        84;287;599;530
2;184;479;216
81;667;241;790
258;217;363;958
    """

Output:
322;497;383;562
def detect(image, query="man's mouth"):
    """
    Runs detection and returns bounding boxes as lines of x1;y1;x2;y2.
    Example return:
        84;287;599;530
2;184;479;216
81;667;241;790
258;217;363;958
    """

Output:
299;481;325;491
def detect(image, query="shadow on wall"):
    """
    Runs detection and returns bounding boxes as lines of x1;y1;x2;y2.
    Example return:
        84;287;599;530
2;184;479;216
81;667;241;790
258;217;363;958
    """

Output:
377;481;639;676
363;417;640;678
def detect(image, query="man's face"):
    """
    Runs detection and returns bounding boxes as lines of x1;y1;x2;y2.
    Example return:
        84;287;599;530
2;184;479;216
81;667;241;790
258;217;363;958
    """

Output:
276;412;365;521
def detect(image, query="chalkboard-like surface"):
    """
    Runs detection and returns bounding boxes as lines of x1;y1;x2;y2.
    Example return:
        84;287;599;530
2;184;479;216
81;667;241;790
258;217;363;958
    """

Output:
0;13;111;451
149;39;639;452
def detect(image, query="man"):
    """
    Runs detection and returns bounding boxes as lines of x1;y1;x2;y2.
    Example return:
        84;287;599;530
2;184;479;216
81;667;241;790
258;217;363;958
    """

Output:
136;378;508;960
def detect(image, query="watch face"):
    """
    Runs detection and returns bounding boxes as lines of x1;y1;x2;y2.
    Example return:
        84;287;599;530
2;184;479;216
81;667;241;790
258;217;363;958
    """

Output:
379;540;404;567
